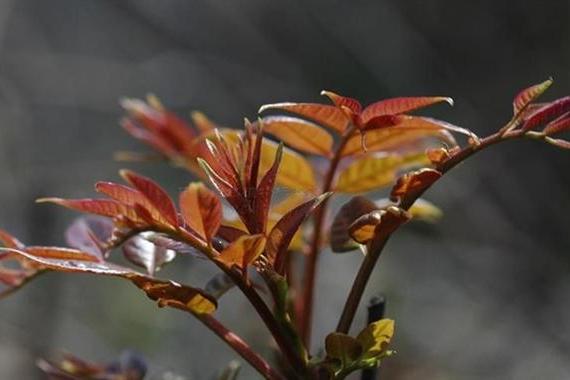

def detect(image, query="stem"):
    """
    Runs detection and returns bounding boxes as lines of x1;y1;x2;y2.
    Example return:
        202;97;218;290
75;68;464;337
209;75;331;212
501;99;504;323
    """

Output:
174;229;309;376
194;312;285;380
336;129;526;333
299;125;357;346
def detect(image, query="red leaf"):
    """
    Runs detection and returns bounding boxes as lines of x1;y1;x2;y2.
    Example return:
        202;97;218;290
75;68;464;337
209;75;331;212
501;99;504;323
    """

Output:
95;181;172;227
253;143;283;233
522;97;570;131
179;182;222;241
37;198;141;222
321;90;363;115
513;78;553;115
120;170;178;228
361;115;404;131
259;102;350;133
267;193;332;274
198;158;252;230
361;96;453;123
390;168;442;201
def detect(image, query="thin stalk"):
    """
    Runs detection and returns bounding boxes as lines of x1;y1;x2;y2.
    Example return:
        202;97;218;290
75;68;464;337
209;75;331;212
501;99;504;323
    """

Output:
298;125;356;346
194;312;285;380
336;129;526;333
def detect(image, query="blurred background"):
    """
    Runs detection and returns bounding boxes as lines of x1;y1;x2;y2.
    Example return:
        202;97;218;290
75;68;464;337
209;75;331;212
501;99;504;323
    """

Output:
0;0;569;379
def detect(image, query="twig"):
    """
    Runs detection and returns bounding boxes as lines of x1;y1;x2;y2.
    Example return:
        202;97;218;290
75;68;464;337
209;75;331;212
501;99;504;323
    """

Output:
336;129;526;334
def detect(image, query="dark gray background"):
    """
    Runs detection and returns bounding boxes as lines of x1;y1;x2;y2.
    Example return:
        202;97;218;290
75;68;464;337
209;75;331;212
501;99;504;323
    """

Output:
0;1;569;379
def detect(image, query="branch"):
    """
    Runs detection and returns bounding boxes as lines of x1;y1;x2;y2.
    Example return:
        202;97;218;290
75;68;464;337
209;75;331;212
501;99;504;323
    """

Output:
336;129;527;333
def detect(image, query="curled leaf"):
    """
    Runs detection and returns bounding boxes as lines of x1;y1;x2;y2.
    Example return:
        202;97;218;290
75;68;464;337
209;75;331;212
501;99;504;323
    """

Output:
390;168;442;201
330;197;378;253
426;147;451;165
349;206;411;245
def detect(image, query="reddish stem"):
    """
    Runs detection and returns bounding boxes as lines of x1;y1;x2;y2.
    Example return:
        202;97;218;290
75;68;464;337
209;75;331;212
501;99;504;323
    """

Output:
298;125;356;346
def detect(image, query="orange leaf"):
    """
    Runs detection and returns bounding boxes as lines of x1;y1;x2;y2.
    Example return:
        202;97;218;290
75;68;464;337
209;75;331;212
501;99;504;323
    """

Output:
513;78;553;115
179;182;222;241
390;168;442;201
259;139;317;192
2;247;216;314
262;116;334;156
259;102;350;133
426;147;451;165
348;211;383;244
120;170;178;228
341;120;457;157
361;96;453;123
217;234;266;269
